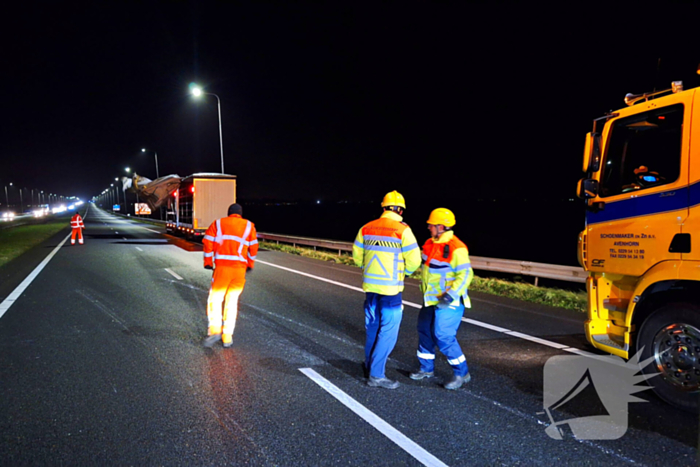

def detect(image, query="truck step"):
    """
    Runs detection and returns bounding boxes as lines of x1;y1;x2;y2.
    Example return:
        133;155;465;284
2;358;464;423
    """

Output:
592;334;628;352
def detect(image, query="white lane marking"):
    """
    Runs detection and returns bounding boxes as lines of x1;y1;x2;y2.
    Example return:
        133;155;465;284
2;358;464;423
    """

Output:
0;233;71;319
135;247;143;252
123;237;127;241
462;318;510;334
165;268;183;280
257;260;590;355
505;331;570;350
144;228;160;234
299;368;448;467
561;347;599;357
257;260;364;293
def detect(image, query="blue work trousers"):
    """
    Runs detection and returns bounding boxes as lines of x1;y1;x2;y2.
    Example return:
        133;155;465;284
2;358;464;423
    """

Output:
416;304;468;377
364;292;403;378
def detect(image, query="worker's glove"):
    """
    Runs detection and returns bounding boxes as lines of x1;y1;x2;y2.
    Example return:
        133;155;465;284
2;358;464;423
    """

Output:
246;267;253;274
436;293;453;309
204;265;213;270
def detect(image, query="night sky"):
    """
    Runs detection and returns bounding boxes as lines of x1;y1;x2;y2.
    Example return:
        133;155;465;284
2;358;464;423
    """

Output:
3;2;700;207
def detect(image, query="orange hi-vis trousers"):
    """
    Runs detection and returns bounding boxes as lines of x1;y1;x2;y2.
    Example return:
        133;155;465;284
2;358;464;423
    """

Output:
207;266;246;338
71;228;84;245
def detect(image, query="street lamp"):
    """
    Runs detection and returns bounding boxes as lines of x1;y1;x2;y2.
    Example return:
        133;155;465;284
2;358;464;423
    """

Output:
114;178;121;207
190;84;225;174
4;183;11;214
141;148;159;179
125;167;137;215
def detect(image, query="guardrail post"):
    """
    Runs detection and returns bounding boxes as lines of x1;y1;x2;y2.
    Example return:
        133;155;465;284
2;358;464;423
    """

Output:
534;277;539;287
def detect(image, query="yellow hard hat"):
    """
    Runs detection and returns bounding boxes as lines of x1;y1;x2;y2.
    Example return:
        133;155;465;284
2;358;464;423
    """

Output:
427;208;456;227
381;190;406;209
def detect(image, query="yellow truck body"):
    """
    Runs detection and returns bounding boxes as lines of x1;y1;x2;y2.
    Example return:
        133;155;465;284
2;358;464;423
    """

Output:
578;81;700;410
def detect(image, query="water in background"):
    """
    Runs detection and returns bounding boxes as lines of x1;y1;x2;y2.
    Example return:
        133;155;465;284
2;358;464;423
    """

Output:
244;199;585;267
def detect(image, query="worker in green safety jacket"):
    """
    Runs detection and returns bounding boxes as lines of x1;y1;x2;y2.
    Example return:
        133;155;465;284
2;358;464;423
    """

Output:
353;190;421;389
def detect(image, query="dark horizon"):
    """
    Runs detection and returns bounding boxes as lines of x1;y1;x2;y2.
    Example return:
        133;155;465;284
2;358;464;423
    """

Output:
3;3;700;208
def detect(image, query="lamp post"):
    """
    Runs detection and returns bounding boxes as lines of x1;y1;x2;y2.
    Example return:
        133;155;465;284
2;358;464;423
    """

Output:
114;178;121;209
125;167;137;216
4;183;10;214
191;85;225;174
19;188;23;214
141;148;159;179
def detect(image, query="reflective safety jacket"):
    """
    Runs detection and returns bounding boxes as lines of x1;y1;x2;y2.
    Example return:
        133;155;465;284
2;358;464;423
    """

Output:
70;214;84;229
203;214;258;269
421;230;473;308
353;211;421;295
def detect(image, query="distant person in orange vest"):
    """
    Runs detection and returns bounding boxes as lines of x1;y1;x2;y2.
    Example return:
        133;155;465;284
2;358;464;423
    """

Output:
70;212;85;245
202;203;258;348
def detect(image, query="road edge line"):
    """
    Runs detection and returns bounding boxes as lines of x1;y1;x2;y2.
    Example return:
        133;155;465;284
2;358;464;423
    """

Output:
258;259;586;355
0;232;71;319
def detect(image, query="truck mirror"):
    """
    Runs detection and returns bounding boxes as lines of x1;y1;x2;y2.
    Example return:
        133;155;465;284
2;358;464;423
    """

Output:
583;132;601;172
577;178;599;199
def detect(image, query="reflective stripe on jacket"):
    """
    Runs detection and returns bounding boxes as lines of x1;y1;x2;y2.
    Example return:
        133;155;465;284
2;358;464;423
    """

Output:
71;214;84;229
420;230;473;308
352;211;421;295
202;214;258;269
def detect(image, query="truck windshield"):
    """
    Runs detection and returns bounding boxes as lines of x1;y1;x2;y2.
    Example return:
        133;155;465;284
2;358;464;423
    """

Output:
599;104;683;197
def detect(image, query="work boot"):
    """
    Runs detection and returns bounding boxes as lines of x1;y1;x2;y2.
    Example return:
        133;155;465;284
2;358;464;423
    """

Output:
222;335;233;348
409;370;434;380
367;377;400;389
203;334;221;348
362;363;369;379
444;373;471;390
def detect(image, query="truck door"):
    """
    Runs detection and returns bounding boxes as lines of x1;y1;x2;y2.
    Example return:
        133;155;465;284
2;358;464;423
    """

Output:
586;94;691;277
680;90;700;260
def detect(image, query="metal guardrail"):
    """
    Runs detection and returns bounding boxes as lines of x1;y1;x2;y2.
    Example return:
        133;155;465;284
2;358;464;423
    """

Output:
257;232;587;285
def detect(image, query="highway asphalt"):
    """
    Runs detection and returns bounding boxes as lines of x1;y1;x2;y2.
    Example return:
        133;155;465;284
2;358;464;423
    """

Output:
0;204;696;466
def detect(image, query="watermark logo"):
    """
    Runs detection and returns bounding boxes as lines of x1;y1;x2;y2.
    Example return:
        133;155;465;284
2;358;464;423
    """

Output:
542;351;656;440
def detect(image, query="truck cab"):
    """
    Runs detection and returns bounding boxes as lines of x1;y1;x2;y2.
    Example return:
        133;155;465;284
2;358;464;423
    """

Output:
578;81;700;410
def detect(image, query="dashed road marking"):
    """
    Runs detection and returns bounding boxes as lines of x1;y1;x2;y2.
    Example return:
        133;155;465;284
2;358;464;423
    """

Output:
165;268;183;280
299;368;448;467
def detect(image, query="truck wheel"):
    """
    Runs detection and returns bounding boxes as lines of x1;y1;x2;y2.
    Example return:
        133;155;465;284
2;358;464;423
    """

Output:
637;302;700;411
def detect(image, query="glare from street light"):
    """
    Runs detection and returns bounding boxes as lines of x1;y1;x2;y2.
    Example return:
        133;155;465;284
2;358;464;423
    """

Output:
125;167;131;173
141;148;146;152
192;86;203;97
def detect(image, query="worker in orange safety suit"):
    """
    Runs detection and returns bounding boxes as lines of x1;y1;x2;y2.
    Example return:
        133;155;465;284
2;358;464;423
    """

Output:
202;203;258;348
70;212;85;245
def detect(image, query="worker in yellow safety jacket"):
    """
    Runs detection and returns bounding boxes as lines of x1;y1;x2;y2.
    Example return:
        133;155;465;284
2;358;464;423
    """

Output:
410;208;474;390
202;203;258;348
353;191;421;389
70;212;85;245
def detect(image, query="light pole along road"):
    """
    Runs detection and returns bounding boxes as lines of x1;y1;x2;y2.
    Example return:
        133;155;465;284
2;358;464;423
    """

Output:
191;84;225;174
0;206;696;465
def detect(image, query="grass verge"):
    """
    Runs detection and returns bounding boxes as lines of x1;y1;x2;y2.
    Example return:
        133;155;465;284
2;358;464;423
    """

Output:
0;218;69;268
259;241;587;313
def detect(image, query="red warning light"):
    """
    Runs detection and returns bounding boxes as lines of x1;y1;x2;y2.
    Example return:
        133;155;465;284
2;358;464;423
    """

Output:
173;191;178;197
191;186;195;194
